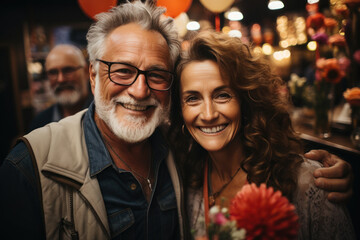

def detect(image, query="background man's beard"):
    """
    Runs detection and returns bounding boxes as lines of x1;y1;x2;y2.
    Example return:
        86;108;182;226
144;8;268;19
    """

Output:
54;84;82;107
94;76;169;143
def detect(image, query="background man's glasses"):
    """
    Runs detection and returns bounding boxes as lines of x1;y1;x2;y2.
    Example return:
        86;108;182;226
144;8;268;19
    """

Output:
96;59;174;91
47;66;83;80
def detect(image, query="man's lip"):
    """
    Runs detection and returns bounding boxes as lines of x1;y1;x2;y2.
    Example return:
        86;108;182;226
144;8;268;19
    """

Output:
119;102;155;111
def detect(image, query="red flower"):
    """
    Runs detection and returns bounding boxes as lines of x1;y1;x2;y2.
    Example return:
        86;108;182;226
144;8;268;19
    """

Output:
322;58;345;83
316;58;345;84
230;183;299;240
306;3;318;15
324;17;337;29
328;34;346;47
306;13;325;30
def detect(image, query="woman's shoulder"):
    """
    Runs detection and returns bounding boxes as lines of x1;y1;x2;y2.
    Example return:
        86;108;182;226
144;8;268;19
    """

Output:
294;157;326;203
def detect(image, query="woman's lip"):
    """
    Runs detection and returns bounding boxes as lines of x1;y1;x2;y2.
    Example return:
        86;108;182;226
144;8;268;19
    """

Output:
198;124;228;134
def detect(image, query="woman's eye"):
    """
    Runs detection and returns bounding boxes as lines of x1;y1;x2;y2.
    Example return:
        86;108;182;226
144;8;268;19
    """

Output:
215;92;232;102
184;96;199;105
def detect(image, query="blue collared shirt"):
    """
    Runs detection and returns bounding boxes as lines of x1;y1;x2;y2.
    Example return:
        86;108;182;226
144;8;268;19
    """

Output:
84;103;179;239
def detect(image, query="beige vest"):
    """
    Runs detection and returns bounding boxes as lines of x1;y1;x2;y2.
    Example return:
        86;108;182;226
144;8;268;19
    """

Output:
23;109;185;239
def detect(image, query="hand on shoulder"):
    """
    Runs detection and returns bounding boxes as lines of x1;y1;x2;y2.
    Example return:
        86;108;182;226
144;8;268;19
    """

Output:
304;149;353;203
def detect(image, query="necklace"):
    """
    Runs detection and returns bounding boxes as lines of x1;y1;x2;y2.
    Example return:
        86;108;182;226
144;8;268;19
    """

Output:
104;139;153;191
208;161;241;207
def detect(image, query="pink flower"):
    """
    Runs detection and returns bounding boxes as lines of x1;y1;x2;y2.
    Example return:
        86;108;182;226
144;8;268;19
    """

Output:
230;183;299;240
338;56;351;72
311;32;328;44
215;212;229;226
353;50;360;64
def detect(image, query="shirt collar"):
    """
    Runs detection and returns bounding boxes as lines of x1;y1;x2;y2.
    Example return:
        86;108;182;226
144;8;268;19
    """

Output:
52;103;62;122
84;102;169;177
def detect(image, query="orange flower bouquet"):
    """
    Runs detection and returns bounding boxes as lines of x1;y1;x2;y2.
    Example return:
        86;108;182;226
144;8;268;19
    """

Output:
344;87;360;106
344;87;360;148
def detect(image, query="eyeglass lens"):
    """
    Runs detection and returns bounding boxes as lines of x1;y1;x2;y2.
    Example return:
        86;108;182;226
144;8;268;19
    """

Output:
109;63;173;91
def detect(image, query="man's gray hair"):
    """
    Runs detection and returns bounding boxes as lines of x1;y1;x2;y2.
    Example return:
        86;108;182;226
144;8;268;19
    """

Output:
86;0;180;70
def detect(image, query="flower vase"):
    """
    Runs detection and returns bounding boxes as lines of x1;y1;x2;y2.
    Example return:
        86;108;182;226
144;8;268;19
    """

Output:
314;106;332;138
314;82;334;138
350;106;360;148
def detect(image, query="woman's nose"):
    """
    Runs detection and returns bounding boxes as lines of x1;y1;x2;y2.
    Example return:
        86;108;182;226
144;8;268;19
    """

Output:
200;100;219;121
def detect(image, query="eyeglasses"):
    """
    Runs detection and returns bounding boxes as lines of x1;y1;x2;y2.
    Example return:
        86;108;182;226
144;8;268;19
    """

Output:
46;66;83;80
96;59;174;91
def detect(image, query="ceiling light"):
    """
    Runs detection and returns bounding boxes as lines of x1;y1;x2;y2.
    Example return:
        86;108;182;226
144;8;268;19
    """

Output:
225;7;244;21
186;21;200;31
307;0;319;4
228;30;242;38
268;0;284;10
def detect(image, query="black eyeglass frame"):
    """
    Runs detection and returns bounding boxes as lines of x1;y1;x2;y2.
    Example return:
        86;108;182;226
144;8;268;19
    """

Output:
96;59;174;91
46;66;84;79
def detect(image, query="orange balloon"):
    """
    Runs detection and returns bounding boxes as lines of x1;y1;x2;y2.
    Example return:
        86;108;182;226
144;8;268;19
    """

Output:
156;0;193;18
78;0;117;20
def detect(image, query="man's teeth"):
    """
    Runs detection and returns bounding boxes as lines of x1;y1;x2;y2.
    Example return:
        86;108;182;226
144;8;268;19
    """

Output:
122;103;148;111
200;125;226;133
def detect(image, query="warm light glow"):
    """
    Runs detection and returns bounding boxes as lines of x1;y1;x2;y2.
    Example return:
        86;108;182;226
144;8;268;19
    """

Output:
307;41;317;51
186;21;200;31
262;43;273;55
273;49;291;61
228;30;242;38
307;0;319;4
28;62;43;74
268;0;284;10
253;46;263;56
279;40;289;48
222;26;231;34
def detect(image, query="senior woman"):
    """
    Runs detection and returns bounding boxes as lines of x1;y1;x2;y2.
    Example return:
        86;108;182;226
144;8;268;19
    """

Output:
168;31;355;239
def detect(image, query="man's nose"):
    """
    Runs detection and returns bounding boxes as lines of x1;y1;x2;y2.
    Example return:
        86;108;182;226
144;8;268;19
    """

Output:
127;74;151;100
57;71;66;83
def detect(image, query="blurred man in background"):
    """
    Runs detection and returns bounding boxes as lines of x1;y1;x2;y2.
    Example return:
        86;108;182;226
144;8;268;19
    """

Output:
28;44;92;131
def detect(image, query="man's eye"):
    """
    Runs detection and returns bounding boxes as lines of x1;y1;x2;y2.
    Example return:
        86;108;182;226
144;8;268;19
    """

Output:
116;68;133;74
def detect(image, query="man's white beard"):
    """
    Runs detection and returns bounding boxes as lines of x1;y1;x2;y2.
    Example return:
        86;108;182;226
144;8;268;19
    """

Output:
55;90;82;107
94;74;169;143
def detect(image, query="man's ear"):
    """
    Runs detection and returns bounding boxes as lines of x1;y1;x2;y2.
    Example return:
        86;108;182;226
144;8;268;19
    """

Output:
89;63;96;95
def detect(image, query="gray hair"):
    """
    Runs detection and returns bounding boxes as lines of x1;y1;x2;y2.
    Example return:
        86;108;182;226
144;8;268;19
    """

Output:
86;0;180;70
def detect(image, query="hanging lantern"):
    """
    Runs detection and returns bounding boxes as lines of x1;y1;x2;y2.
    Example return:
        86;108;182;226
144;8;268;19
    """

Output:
78;0;117;20
156;0;193;18
199;0;235;13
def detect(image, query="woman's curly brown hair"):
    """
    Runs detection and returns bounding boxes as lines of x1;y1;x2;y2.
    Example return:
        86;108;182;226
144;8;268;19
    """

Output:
168;31;304;200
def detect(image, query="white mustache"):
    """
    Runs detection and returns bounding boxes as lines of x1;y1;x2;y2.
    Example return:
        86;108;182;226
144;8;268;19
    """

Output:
112;95;159;108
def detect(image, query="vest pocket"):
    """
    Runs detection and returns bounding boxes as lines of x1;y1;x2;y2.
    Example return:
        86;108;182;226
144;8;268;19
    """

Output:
109;208;135;237
157;185;177;211
157;185;179;239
